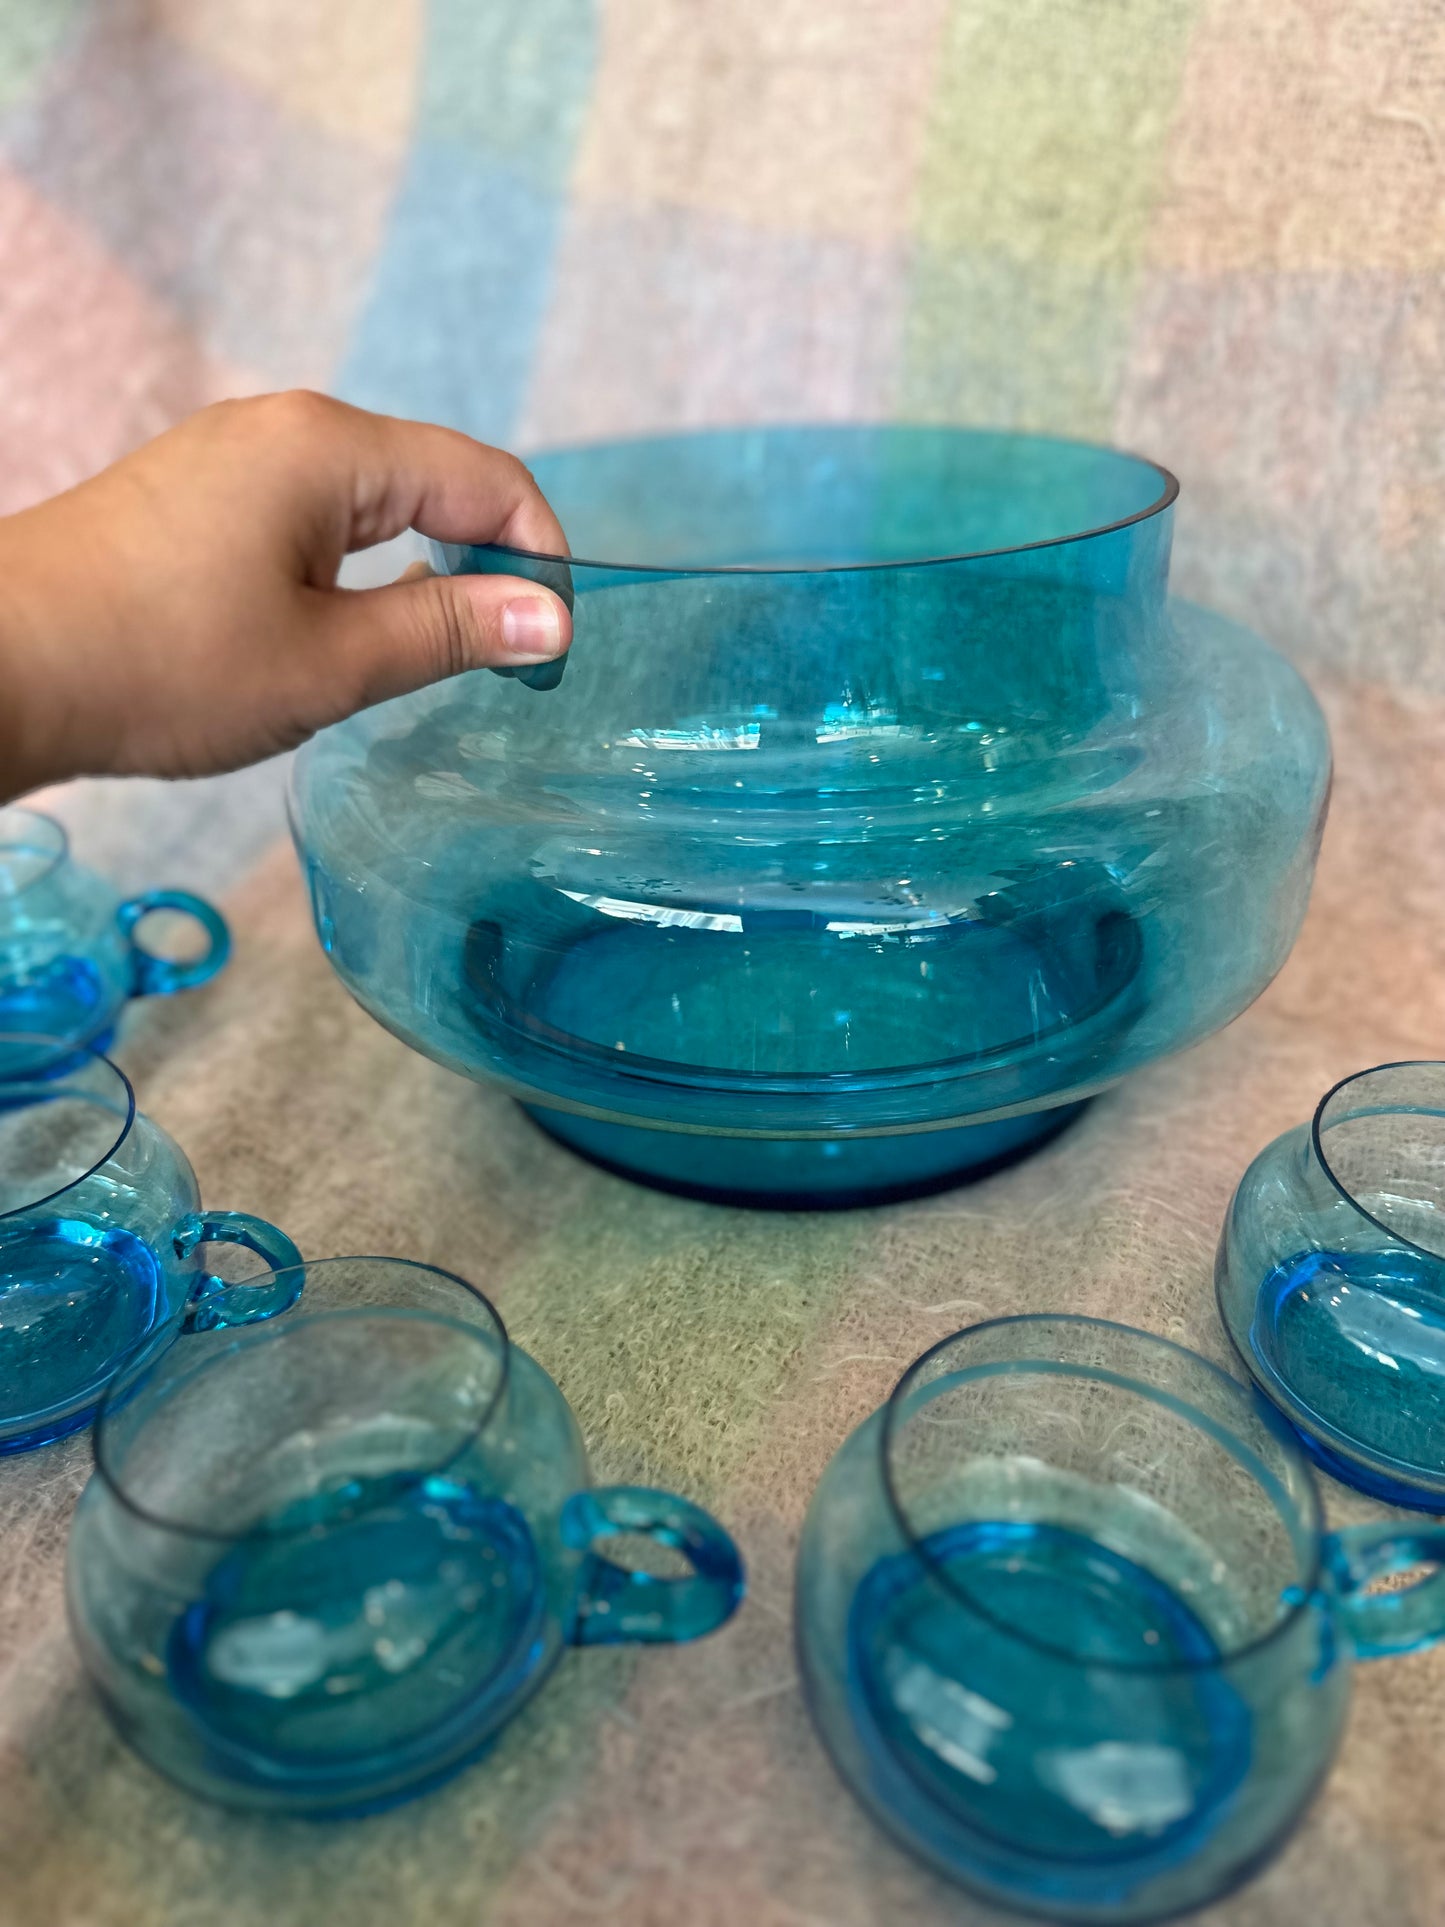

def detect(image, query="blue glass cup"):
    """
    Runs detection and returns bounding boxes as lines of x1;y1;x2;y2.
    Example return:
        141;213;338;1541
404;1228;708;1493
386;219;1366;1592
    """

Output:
1217;1062;1445;1509
0;1042;301;1453
66;1256;746;1815
796;1315;1445;1923
0;805;229;1076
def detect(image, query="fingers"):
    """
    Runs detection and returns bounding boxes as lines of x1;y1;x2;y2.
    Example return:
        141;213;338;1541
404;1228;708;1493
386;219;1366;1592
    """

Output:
285;394;570;558
309;566;573;716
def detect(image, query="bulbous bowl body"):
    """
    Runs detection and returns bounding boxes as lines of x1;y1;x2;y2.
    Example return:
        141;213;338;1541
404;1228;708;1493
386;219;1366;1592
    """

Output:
291;429;1330;1206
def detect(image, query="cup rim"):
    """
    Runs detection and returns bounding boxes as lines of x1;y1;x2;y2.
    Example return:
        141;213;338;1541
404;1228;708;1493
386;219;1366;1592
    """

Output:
1311;1060;1445;1264
879;1312;1325;1675
91;1256;515;1542
0;1038;137;1221
449;426;1180;577
0;804;68;896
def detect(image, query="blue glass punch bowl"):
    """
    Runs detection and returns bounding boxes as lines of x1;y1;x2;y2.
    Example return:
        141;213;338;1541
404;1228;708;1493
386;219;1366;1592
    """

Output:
291;429;1331;1206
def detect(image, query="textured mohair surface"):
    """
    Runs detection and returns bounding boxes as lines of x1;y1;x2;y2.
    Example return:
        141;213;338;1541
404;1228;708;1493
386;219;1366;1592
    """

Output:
3;677;1444;1927
2;0;1444;1920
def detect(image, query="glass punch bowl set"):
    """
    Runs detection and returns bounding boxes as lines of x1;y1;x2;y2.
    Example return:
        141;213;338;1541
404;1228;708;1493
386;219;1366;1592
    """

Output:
7;426;1445;1924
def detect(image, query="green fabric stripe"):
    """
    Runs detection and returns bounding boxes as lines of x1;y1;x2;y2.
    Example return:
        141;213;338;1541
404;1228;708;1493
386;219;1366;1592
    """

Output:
901;0;1199;432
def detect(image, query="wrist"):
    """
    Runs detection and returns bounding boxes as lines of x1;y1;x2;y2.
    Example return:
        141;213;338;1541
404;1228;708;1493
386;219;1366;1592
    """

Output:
0;502;112;801
0;530;49;802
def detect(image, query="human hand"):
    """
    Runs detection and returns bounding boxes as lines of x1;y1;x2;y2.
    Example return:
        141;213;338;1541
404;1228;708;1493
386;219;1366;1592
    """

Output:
0;392;573;799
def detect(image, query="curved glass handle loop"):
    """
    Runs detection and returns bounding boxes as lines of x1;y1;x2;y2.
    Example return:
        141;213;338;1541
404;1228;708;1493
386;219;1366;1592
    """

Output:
118;890;231;996
174;1211;303;1334
563;1485;745;1647
1323;1523;1445;1659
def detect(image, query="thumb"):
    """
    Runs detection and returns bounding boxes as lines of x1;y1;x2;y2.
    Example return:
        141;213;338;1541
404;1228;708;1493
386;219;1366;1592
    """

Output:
315;562;573;713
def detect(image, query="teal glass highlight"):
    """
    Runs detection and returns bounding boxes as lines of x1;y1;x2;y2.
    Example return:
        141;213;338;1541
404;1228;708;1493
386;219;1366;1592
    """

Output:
0;806;229;1076
0;1042;300;1453
290;427;1330;1208
66;1257;745;1816
1217;1062;1445;1510
795;1316;1445;1923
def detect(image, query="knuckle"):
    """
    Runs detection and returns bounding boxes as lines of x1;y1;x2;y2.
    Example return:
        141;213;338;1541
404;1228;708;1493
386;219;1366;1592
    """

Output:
194;396;245;431
497;449;535;494
260;388;339;443
193;390;340;459
179;397;254;454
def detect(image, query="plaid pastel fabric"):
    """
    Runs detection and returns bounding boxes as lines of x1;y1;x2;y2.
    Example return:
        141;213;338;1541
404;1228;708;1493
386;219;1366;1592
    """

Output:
1;6;1443;1923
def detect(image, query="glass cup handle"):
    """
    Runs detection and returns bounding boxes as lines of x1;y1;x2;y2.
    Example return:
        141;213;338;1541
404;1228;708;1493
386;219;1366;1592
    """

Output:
174;1210;303;1334
562;1485;745;1647
118;890;232;996
1323;1523;1445;1659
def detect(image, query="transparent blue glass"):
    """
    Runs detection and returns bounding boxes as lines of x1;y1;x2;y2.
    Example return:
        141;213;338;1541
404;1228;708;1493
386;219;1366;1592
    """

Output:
1217;1062;1445;1510
66;1256;745;1816
796;1315;1445;1923
0;806;230;1077
290;428;1330;1208
0;1041;300;1453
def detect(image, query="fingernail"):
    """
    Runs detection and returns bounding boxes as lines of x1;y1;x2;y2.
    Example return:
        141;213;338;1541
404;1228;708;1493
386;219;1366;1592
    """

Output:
501;597;563;660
